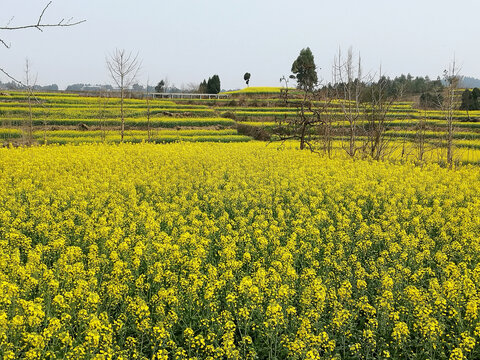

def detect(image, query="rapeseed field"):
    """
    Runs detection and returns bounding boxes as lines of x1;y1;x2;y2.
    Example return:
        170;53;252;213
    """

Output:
1;142;480;359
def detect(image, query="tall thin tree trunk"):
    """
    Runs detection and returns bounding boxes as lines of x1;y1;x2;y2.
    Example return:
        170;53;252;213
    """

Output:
43;120;47;145
25;59;34;145
418;109;426;162
300;123;306;150
446;87;455;167
121;85;124;142
444;59;458;168
147;82;151;142
447;113;453;165
27;90;33;144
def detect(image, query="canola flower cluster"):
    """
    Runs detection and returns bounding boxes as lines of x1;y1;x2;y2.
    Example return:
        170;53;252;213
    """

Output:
1;142;480;359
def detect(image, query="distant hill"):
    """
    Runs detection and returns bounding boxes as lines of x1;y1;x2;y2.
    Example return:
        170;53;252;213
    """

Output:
460;76;480;89
0;81;58;91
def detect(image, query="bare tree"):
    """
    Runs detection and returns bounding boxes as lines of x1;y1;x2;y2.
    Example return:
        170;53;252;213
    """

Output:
279;75;294;105
185;82;200;93
333;47;364;157
316;87;336;157
364;68;401;161
416;107;428;162
442;59;460;167
163;78;171;93
24;59;36;144
97;90;110;143
414;97;430;162
273;79;333;154
23;59;51;145
1;1;85;82
106;49;141;142
146;79;151;142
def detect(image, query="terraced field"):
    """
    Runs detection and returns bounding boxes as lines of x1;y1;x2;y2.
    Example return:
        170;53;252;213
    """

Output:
0;92;245;145
2;88;480;163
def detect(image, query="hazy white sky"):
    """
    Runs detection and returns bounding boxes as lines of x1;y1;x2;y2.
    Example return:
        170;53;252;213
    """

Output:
1;0;479;90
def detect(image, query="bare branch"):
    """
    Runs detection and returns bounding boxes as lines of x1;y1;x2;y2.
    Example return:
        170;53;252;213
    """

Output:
0;38;10;48
40;2;53;24
0;67;25;86
0;1;86;48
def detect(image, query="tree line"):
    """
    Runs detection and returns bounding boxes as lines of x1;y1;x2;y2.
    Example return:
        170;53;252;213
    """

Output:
277;47;460;166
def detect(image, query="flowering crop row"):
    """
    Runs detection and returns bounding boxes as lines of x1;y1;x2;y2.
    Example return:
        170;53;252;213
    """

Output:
0;93;176;107
0;117;236;128
38;134;251;145
0;107;215;119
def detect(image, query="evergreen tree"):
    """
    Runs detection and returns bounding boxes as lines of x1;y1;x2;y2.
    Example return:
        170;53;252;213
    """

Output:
291;47;318;91
244;72;251;87
155;80;165;93
461;89;473;110
199;80;208;93
207;75;221;94
419;92;442;109
472;88;480;110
